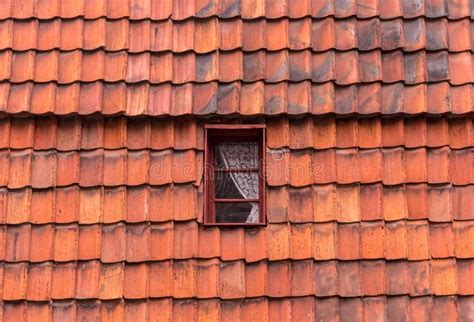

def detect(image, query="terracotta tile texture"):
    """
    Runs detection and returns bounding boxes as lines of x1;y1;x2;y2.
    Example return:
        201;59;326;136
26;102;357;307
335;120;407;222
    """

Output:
2;1;474;320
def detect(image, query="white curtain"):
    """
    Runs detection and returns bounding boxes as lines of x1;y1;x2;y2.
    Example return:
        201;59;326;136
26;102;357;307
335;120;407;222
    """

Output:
217;142;259;223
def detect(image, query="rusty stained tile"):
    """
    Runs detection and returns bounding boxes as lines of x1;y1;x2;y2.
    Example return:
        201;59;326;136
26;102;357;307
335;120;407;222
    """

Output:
149;260;172;298
98;262;124;300
174;260;197;298
3;262;28;300
54;224;79;262
266;223;290;260
196;258;219;298
361;221;384;259
26;262;53;301
29;224;54;262
5;224;31;262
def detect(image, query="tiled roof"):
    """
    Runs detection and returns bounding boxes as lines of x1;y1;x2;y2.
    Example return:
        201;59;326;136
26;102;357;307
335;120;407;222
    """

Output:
1;114;474;319
0;0;474;116
2;0;474;321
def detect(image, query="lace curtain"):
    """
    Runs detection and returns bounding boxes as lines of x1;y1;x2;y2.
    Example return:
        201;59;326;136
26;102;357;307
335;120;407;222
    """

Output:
217;142;259;223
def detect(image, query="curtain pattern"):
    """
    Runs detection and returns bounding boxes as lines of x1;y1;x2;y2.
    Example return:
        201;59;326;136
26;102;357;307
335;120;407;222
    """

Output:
217;142;259;223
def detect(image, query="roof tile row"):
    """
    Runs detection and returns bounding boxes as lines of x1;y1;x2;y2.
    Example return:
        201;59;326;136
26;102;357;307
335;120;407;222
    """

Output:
2;295;473;322
1;17;473;53
1;0;474;20
268;146;474;186
0;145;473;189
1;81;473;116
269;116;474;149
0;116;203;151
1;49;472;85
1;219;473;262
0;148;203;189
1;115;473;151
1;258;474;301
0;185;200;225
1;182;473;224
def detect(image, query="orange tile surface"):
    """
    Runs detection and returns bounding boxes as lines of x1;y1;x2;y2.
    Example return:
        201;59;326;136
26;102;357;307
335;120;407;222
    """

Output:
1;0;474;320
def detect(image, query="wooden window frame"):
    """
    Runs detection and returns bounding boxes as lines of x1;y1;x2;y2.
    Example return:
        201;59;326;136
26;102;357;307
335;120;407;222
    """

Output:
204;124;266;226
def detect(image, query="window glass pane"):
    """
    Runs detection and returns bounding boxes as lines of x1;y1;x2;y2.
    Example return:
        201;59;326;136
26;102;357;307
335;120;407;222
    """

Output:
215;202;259;223
215;171;259;199
215;142;259;169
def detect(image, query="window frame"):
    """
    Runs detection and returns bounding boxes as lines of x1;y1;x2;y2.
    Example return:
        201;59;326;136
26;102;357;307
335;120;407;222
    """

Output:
204;124;266;226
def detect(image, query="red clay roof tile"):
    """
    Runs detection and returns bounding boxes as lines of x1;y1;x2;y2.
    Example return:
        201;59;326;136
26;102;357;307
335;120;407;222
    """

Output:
244;227;266;262
266;223;290;260
454;221;474;258
54;224;78;262
386;261;408;295
337;223;361;260
124;263;148;299
313;185;336;223
5;224;31;262
149;260;172;297
55;186;80;223
361;260;386;296
196;259;219;299
338;261;362;297
361;221;385;259
385;221;407;259
174;260;197;298
26;262;52;301
99;262;124;299
432;259;457;295
29;224;54;262
267;261;290;298
220;228;245;261
290;223;312;259
406;184;428;219
101;223;126;263
3;262;28;300
51;263;76;299
433;296;458;322
79;187;103;223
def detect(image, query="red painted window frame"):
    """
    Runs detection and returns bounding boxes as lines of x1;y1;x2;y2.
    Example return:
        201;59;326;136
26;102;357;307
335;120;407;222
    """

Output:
204;124;266;226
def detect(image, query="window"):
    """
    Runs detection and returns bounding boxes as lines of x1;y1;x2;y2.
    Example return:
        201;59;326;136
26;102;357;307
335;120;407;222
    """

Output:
204;124;266;226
